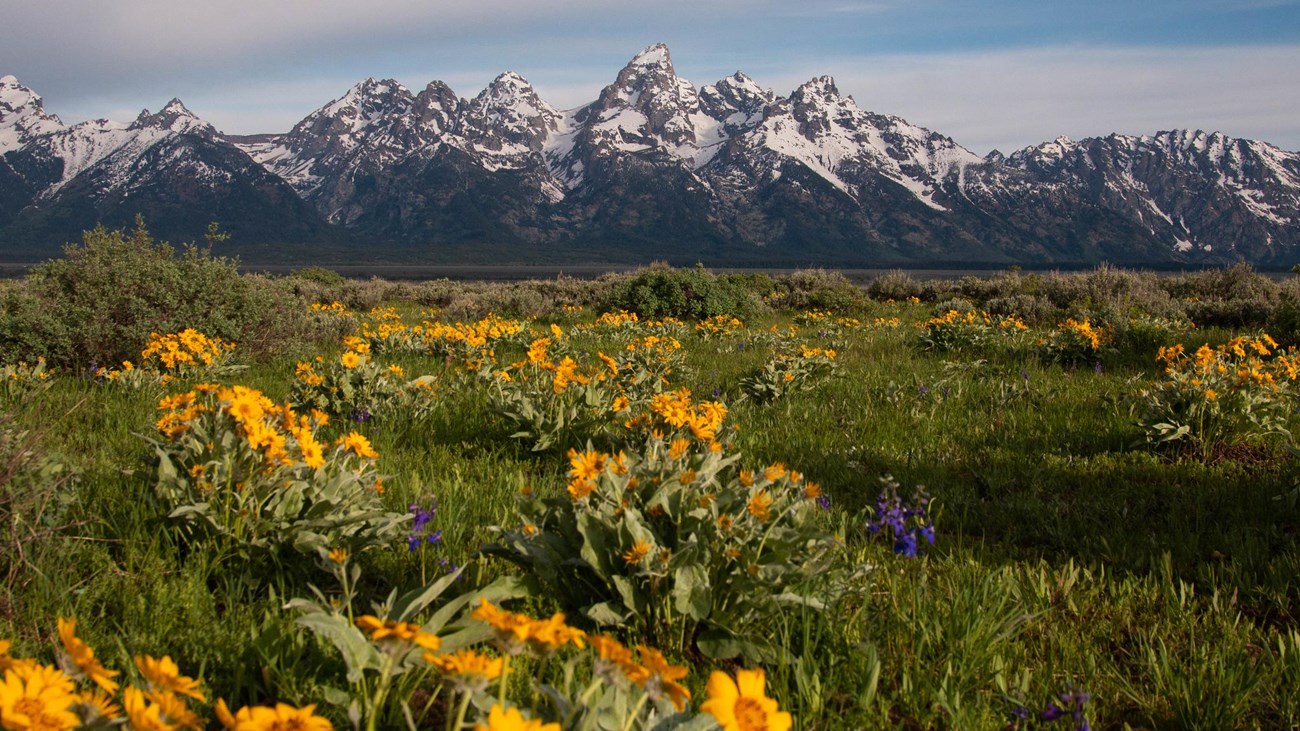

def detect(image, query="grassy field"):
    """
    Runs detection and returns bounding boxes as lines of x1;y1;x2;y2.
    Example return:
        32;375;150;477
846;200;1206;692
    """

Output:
3;243;1300;730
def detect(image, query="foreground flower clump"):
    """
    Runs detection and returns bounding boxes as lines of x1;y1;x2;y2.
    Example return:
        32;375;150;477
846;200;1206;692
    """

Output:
0;618;334;731
150;383;408;561
1138;333;1300;456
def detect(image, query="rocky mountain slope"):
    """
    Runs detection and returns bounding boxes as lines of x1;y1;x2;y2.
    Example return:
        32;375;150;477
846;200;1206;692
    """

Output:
2;47;1298;265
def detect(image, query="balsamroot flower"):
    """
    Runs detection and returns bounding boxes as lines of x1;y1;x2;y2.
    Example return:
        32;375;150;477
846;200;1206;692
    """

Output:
57;617;119;694
701;667;792;731
473;704;558;731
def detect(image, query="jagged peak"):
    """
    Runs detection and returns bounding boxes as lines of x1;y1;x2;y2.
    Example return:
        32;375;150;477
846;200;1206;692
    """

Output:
324;77;412;112
0;74;66;151
1;74;48;110
129;97;214;135
628;43;672;69
476;71;548;105
490;71;532;88
793;75;841;98
717;71;760;90
416;79;462;103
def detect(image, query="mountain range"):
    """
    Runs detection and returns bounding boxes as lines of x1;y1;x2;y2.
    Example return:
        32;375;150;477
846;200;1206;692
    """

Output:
3;43;1299;266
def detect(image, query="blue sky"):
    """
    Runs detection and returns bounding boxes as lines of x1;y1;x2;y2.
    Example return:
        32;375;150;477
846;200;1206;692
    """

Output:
4;0;1299;154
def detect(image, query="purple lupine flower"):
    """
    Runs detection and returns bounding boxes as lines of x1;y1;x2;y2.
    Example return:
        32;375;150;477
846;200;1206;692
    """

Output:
1041;685;1091;731
407;497;441;552
351;408;372;424
866;477;935;557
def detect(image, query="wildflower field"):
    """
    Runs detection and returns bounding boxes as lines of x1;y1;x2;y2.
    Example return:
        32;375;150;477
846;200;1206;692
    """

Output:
3;226;1300;729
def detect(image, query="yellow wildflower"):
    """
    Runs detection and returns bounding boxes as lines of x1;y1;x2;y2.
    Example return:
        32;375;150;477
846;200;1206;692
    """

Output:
623;541;653;565
747;491;773;522
134;655;204;701
473;704;559;731
0;663;80;731
226;702;334;731
701;667;792;731
338;432;379;460
57;617;119;693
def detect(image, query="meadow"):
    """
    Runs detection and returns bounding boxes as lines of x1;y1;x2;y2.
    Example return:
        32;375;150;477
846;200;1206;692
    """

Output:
2;224;1299;730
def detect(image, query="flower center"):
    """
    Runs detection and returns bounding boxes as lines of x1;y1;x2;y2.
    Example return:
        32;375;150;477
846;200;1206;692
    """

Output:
735;697;768;731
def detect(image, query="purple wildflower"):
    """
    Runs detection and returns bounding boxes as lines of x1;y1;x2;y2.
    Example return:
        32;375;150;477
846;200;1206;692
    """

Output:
407;497;442;552
1041;685;1091;731
866;477;935;558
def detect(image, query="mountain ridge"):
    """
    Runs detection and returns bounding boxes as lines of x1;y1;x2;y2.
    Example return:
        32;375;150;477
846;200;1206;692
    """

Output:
3;44;1299;265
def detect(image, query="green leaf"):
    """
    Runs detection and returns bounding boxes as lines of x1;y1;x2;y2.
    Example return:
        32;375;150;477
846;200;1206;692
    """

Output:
293;612;382;683
672;563;711;621
390;566;467;622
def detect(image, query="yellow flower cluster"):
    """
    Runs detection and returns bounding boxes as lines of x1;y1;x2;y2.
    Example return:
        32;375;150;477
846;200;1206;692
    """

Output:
921;309;1028;331
4;617;337;731
647;388;729;443
140;329;235;371
295;358;326;386
471;599;587;656
564;447;628;501
216;701;334;731
507;337;619;395
694;315;744;337
1056;317;1110;351
1158;335;1298;392
423;648;504;693
590;310;640;329
1;358;51;400
473;705;558;731
588;635;691;710
0;618;226;731
309;301;350;315
624;335;682;357
415;314;525;369
797;344;837;360
155;383;343;471
355;616;440;651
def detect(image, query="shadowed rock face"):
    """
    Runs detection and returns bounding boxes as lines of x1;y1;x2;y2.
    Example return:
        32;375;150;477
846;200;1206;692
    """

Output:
3;47;1299;265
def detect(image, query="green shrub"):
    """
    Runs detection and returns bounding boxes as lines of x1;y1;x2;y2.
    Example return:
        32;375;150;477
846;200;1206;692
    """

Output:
606;265;759;320
289;266;347;287
2;221;321;369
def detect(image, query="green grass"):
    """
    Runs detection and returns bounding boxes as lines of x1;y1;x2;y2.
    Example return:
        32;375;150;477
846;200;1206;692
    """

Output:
3;297;1298;730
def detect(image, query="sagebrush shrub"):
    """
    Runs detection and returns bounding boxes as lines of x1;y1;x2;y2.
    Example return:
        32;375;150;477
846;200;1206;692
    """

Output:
606;265;759;320
1;221;321;369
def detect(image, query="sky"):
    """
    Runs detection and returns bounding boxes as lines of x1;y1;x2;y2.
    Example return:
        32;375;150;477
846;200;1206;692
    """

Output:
3;0;1300;155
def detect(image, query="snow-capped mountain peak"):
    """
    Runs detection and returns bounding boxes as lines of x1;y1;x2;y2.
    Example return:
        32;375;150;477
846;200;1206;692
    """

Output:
413;80;460;135
575;43;724;162
1;75;66;152
130;98;215;136
460;72;560;157
699;71;774;134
